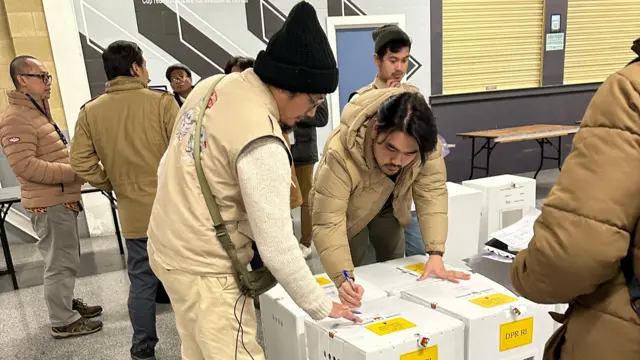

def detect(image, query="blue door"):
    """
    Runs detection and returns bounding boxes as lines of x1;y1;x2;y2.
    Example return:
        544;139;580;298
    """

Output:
336;28;379;112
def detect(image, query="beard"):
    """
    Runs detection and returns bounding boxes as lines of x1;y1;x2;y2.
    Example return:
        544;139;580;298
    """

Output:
381;163;401;175
280;123;294;134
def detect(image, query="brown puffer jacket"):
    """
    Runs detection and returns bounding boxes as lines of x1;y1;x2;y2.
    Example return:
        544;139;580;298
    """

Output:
0;91;82;208
510;61;640;360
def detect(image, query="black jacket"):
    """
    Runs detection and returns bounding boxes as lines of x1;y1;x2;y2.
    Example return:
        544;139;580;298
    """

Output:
291;101;328;165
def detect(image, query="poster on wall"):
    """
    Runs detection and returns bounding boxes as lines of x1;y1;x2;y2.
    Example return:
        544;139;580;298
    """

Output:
546;33;565;51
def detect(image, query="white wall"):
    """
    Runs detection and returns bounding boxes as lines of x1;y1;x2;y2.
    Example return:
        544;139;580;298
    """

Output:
44;0;114;237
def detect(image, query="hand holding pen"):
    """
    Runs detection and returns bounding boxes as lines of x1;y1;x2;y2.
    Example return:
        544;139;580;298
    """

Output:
338;270;365;309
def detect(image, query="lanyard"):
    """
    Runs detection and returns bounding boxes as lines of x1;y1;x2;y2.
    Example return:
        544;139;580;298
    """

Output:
25;93;68;147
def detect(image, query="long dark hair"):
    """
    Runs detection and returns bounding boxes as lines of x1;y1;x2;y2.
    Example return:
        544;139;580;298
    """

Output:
376;92;438;164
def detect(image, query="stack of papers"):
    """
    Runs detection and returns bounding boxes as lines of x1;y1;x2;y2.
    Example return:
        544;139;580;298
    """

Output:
464;207;541;293
483;207;541;260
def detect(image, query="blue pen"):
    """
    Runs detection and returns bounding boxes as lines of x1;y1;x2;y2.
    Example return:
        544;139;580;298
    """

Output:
342;270;362;314
342;270;355;290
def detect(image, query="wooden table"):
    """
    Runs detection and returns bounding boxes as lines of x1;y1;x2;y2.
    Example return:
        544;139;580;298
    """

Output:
457;124;579;179
0;185;122;290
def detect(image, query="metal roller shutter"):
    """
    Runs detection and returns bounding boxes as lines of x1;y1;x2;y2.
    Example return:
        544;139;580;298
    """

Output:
564;0;640;84
442;0;545;95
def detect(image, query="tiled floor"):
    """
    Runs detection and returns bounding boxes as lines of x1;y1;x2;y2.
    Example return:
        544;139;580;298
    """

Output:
0;169;559;360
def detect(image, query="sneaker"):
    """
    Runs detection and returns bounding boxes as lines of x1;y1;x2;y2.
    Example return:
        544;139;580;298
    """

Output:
72;298;103;318
299;243;312;259
131;347;156;360
51;317;103;339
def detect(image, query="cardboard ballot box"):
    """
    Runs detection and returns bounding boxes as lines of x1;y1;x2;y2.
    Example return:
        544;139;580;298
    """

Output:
445;182;483;269
462;175;536;251
355;255;465;296
304;296;465;360
400;274;554;360
260;273;388;360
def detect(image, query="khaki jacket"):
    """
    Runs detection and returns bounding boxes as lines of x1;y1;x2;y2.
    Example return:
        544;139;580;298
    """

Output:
511;62;640;360
0;92;82;208
70;77;179;239
148;69;291;275
349;76;420;101
311;87;448;286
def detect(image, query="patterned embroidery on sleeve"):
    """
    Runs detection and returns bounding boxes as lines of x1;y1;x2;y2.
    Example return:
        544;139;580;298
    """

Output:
185;128;207;160
175;108;197;141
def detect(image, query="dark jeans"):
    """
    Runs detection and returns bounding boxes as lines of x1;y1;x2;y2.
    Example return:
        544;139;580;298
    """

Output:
405;211;427;256
250;241;263;270
126;238;159;353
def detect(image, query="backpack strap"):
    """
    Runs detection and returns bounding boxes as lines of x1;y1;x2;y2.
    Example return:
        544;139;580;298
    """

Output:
190;75;278;297
192;75;252;281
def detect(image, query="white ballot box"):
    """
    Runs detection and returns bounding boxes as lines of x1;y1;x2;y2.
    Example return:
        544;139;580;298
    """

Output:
355;255;468;296
462;175;536;251
445;182;483;269
260;273;388;360
400;274;554;360
304;296;465;360
465;252;568;333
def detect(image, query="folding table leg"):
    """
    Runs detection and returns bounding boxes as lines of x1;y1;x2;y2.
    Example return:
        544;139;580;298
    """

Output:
0;204;18;290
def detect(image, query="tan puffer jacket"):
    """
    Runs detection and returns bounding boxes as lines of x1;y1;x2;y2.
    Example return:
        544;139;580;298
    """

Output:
310;87;448;286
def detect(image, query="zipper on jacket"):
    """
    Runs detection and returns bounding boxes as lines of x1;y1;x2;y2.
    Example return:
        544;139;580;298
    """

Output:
60;183;64;192
353;180;394;235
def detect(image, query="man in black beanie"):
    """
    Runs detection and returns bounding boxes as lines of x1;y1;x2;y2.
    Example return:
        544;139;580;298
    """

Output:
147;2;359;359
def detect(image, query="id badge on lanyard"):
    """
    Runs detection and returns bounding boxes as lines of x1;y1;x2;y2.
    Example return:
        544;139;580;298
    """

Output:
26;94;69;148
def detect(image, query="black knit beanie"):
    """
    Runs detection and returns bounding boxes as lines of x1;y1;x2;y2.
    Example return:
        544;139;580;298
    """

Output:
253;1;338;94
372;24;411;53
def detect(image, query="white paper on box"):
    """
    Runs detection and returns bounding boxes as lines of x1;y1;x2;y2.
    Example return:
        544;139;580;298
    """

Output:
400;274;554;360
356;255;468;296
305;296;465;360
260;272;387;360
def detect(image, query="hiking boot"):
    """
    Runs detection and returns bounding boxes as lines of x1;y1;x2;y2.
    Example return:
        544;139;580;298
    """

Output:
72;298;103;318
51;317;103;339
131;346;156;360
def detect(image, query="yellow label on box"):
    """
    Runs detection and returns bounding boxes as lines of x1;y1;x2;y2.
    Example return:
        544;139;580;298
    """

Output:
500;317;534;352
365;317;416;336
315;277;331;286
469;293;517;308
404;262;425;274
401;345;438;360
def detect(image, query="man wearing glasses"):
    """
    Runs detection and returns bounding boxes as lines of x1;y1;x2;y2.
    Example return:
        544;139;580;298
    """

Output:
0;55;103;338
165;63;194;107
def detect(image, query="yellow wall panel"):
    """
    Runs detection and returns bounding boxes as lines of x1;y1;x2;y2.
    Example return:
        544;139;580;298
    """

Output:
442;0;545;94
565;0;640;84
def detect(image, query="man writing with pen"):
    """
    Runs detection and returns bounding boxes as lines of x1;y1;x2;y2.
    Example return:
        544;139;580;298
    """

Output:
310;87;470;307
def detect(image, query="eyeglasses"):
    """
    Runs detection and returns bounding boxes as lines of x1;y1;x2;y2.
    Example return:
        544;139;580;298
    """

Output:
170;75;189;82
307;94;325;111
20;73;52;84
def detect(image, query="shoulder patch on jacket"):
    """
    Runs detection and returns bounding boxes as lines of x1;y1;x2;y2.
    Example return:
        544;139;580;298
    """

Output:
80;94;102;109
149;87;170;94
